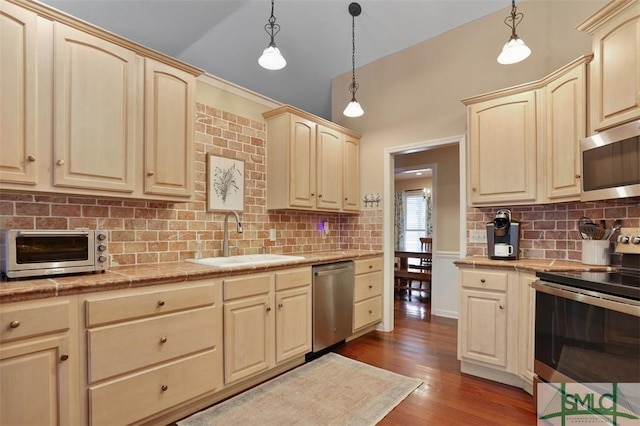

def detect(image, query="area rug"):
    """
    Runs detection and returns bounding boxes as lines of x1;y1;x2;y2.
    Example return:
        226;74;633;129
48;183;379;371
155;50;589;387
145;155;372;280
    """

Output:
177;353;423;426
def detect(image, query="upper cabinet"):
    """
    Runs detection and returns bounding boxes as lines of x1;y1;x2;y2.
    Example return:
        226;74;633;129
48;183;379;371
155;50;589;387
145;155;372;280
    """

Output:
462;56;591;206
0;0;202;201
578;0;640;133
0;1;38;186
263;105;361;213
52;23;139;194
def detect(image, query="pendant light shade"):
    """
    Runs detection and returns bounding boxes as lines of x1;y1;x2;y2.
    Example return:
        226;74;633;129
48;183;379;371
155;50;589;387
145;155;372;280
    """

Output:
343;2;364;118
259;0;286;70
497;0;531;65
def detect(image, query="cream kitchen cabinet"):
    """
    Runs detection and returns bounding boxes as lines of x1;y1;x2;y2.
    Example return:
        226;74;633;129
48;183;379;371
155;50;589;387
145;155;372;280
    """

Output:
464;90;539;205
263;105;361;213
544;60;588;202
458;268;513;370
223;266;312;385
579;0;640;132
343;136;361;212
52;22;139;194
518;272;537;395
353;256;383;331
82;280;222;426
462;55;591;206
0;0;201;201
0;297;80;426
0;1;38;186
457;266;537;394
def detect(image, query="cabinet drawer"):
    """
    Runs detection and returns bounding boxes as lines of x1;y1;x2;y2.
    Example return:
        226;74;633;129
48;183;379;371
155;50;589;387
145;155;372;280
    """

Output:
223;274;271;301
275;267;311;291
353;296;382;331
354;257;382;275
353;271;382;302
87;306;217;383
89;349;219;426
461;269;508;292
85;282;216;327
0;300;69;343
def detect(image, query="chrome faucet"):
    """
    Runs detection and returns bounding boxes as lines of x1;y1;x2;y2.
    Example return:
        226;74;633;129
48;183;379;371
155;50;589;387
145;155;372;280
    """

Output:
223;211;243;257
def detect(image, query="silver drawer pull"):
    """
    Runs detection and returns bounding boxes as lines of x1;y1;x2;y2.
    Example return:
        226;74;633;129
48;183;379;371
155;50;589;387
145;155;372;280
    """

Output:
9;320;20;329
160;337;167;344
161;385;168;392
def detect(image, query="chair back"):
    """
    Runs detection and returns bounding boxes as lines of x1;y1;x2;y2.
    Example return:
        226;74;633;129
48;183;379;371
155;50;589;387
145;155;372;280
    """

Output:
419;237;432;253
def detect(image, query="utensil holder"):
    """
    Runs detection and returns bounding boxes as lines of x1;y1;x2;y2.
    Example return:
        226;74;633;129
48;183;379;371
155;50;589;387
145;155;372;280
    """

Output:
581;240;610;265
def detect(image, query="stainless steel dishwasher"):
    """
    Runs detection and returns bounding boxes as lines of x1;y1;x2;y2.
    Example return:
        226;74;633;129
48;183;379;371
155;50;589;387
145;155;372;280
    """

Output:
311;261;354;354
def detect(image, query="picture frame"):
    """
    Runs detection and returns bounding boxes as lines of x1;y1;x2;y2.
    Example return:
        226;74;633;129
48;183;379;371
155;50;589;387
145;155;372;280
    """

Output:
207;155;245;212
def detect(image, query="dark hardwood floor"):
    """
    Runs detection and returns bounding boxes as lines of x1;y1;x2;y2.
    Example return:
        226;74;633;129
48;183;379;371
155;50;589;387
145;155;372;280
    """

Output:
333;295;537;425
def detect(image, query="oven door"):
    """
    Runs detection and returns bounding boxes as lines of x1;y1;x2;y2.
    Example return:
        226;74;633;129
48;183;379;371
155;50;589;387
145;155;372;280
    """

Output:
533;281;640;383
3;230;96;277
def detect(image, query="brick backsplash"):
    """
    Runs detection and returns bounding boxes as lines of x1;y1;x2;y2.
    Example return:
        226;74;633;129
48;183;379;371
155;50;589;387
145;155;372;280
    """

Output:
0;103;382;267
466;202;640;261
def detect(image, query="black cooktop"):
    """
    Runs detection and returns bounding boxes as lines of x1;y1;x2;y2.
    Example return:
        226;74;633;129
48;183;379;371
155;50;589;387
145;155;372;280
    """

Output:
536;269;640;301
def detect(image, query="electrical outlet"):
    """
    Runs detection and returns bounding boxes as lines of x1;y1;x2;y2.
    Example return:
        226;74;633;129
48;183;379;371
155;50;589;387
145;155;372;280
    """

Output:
469;230;487;243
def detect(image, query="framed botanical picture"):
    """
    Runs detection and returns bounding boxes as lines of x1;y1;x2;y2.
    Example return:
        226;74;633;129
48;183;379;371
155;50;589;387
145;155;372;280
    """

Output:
207;155;244;212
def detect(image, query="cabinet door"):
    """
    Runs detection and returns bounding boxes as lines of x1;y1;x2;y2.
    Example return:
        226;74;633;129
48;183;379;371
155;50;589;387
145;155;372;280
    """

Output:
144;58;194;198
316;125;342;210
545;64;586;201
223;294;273;384
289;116;316;208
590;5;640;131
0;2;38;185
459;289;508;368
518;273;536;392
468;91;538;205
276;286;311;363
0;335;72;426
343;136;360;211
53;23;139;193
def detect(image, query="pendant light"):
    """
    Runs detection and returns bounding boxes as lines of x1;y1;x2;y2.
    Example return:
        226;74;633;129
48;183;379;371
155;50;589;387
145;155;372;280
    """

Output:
258;0;286;70
497;0;531;65
343;2;364;118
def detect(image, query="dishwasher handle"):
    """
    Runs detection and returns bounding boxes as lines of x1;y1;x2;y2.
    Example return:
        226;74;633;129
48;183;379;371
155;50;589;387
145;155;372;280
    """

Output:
313;262;354;277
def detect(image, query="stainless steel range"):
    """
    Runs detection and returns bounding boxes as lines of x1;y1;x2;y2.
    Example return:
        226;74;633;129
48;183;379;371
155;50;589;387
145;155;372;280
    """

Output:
533;227;640;384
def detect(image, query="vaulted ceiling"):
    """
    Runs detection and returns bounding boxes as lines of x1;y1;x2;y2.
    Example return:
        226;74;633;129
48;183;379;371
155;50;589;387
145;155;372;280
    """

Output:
41;0;509;119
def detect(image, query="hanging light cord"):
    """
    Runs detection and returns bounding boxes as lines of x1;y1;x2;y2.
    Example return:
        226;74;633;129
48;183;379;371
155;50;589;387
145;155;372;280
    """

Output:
265;0;280;45
504;0;523;41
348;12;359;101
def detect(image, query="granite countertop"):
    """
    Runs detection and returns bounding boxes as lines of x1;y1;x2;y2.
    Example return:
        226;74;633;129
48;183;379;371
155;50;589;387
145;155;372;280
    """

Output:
1;250;382;303
454;256;616;273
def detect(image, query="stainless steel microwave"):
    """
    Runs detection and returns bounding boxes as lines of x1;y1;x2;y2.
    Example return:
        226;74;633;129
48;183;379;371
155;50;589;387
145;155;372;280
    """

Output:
0;229;109;279
580;119;640;202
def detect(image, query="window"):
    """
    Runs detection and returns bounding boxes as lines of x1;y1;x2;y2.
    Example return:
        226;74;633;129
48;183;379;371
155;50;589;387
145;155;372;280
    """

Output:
403;190;426;252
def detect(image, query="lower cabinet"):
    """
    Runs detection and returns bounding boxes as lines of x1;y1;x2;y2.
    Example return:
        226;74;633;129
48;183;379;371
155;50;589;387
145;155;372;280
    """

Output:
353;256;383;332
82;280;223;426
0;297;80;426
223;267;312;385
518;272;537;394
457;267;527;390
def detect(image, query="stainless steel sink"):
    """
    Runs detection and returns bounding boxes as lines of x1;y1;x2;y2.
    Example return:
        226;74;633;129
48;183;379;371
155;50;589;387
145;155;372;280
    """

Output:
186;254;305;268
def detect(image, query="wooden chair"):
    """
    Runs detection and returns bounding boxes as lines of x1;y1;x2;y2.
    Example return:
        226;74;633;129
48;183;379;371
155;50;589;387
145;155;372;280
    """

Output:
406;237;432;299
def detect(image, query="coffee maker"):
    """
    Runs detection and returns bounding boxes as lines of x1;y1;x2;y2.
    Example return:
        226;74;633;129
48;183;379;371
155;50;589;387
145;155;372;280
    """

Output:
486;209;520;260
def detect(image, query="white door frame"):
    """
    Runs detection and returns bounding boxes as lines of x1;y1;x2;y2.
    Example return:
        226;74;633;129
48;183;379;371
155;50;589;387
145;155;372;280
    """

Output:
378;134;466;332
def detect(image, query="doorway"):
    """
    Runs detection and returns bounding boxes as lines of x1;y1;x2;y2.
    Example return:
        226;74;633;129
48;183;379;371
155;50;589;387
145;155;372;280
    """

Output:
379;134;467;332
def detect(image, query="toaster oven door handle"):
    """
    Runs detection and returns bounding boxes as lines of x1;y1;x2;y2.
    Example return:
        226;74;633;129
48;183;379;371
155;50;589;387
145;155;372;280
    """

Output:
532;280;640;317
18;230;90;237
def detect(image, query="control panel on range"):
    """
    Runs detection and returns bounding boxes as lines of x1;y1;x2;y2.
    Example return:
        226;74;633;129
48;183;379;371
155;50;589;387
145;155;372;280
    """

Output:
616;227;640;254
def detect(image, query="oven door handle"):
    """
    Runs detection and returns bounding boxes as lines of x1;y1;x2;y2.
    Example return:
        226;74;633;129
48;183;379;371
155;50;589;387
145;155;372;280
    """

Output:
532;280;640;317
17;230;91;237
